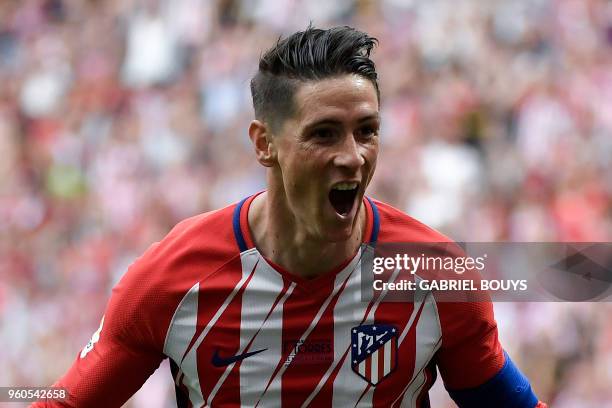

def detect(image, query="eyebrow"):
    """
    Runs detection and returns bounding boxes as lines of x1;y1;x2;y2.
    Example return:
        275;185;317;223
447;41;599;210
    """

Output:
303;114;381;129
357;114;381;124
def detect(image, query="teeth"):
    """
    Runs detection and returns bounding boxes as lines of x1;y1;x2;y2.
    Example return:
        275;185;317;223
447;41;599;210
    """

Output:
333;182;358;191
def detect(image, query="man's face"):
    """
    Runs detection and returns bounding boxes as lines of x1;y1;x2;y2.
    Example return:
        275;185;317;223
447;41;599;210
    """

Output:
270;74;380;242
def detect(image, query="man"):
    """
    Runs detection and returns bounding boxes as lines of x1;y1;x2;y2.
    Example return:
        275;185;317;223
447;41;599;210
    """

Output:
35;26;546;407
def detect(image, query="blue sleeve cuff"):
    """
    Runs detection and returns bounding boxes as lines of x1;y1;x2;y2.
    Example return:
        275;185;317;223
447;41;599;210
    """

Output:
447;351;538;408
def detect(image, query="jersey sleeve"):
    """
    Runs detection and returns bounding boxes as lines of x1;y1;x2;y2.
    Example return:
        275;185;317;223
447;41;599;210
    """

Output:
435;300;504;389
32;244;167;407
436;301;546;407
446;350;546;408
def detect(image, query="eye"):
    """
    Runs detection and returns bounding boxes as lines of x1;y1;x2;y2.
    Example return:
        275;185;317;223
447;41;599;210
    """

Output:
311;127;336;140
355;124;378;140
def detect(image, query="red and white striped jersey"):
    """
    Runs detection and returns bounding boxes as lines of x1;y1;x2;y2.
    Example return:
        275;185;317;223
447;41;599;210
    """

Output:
36;194;504;407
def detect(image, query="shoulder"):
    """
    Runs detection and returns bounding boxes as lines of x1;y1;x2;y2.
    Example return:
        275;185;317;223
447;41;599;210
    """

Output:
146;203;241;272
369;198;453;243
122;201;243;299
369;199;505;387
106;202;242;350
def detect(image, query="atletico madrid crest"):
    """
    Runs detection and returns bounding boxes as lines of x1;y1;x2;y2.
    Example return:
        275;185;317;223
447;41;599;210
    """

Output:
351;324;398;386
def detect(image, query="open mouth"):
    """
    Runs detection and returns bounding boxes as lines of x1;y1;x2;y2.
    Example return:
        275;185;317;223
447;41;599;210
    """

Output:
329;182;359;216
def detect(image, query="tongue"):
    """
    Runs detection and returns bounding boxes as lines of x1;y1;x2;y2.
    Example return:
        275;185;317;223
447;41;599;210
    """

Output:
329;189;356;215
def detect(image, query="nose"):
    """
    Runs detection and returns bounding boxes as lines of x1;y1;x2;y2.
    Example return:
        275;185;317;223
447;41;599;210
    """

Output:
333;134;366;171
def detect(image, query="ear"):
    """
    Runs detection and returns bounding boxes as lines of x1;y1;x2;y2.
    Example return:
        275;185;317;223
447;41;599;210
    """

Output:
249;120;277;167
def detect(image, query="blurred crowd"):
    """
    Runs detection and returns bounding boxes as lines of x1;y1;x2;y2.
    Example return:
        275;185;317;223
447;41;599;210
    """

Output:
1;0;611;406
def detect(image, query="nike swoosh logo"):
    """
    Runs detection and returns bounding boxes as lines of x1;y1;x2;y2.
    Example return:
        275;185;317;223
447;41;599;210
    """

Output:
211;348;268;367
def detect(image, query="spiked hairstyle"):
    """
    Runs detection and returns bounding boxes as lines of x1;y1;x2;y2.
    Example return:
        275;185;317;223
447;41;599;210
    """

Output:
250;25;379;133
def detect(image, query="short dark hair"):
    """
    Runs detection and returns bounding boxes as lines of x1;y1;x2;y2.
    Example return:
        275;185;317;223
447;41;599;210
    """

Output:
250;25;379;133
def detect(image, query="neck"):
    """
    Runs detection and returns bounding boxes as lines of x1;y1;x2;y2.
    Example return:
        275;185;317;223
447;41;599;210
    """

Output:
248;190;366;280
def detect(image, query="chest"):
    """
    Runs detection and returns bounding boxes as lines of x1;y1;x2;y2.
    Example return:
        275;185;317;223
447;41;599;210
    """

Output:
165;254;442;407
